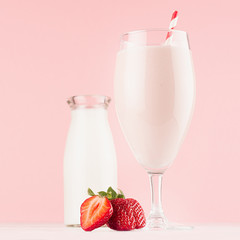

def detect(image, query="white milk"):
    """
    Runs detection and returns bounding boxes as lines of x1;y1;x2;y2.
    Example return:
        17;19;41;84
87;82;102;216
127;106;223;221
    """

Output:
114;45;195;172
64;106;117;225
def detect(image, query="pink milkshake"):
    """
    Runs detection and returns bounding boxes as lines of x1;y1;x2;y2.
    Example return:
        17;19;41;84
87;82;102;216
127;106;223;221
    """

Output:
114;44;195;172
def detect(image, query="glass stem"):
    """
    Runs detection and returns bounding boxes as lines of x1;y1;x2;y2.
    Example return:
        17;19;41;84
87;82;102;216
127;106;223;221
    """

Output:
148;173;167;222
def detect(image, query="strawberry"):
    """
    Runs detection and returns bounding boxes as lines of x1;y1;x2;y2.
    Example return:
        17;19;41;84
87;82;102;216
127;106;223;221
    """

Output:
80;187;146;231
104;187;146;231
107;198;136;231
127;198;146;229
80;193;113;231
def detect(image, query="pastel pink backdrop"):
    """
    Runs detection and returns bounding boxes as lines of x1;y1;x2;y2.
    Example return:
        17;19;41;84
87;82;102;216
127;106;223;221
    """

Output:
0;0;239;223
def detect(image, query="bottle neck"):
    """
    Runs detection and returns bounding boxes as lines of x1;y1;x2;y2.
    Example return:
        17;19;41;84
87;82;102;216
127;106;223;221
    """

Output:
71;107;108;120
67;95;111;110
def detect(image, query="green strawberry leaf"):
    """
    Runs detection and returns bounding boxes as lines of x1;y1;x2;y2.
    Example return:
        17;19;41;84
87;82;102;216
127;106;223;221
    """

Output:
107;187;117;199
117;189;125;199
116;194;125;199
87;186;125;200
118;189;124;195
106;193;112;199
87;188;95;196
98;191;107;197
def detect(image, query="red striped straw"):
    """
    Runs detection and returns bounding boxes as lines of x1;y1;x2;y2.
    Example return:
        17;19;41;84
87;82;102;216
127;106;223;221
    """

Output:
166;11;178;43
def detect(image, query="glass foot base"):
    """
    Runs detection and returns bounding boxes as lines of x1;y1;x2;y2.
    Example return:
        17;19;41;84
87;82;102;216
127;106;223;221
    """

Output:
144;217;193;230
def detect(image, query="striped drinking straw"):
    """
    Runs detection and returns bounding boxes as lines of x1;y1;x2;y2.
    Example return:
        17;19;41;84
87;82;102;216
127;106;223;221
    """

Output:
165;11;178;44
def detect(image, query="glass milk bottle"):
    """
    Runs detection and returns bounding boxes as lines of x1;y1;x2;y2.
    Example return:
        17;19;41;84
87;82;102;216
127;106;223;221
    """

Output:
64;95;117;226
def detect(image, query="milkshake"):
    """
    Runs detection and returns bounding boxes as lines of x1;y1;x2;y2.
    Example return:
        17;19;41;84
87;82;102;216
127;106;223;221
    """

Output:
114;45;195;172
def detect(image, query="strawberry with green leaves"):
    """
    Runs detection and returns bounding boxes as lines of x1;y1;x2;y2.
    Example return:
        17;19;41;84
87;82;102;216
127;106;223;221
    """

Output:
80;187;146;231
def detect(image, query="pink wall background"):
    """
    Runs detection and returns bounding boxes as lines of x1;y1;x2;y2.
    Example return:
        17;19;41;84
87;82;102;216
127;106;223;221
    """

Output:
0;0;239;223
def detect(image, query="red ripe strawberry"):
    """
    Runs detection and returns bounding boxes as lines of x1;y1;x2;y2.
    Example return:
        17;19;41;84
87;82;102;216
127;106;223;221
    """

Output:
107;198;136;231
80;187;146;231
127;198;146;228
80;195;113;231
107;198;146;231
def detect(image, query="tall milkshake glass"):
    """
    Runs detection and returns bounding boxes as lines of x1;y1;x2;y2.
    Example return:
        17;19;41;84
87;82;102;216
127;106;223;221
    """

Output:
114;29;195;230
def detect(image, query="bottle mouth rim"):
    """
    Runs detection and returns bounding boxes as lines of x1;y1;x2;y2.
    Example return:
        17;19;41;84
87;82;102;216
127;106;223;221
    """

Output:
67;95;111;110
